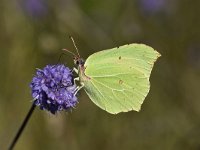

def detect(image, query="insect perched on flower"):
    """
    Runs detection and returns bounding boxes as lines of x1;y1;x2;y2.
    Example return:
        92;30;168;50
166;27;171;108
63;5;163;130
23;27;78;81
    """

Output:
30;64;78;114
63;37;161;114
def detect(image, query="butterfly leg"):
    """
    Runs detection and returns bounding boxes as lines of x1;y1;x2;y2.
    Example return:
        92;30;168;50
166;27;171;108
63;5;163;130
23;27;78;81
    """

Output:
72;69;83;95
74;82;84;96
74;77;79;81
73;67;78;74
73;77;79;85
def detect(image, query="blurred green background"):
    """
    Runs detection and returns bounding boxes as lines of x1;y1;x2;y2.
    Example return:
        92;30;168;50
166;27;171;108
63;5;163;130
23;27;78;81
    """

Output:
0;0;200;149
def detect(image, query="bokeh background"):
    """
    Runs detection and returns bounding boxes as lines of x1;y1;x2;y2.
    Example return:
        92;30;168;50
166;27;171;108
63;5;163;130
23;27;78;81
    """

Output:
0;0;200;149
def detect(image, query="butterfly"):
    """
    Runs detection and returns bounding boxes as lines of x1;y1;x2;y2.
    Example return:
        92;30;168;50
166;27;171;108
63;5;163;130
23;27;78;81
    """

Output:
64;37;161;114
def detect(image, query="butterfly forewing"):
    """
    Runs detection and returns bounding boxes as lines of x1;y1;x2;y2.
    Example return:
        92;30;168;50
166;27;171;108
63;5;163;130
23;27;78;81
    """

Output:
80;44;160;114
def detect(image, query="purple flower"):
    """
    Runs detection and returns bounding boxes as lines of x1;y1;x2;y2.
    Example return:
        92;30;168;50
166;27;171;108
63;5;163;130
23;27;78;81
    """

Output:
139;0;166;13
30;65;78;114
23;0;47;18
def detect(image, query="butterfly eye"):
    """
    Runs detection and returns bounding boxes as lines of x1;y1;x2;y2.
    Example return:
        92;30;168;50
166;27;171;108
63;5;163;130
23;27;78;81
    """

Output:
79;59;85;65
74;57;85;66
75;60;79;65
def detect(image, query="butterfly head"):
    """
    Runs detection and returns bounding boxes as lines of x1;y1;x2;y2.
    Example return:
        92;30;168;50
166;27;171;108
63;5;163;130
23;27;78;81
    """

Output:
74;56;85;67
63;36;85;67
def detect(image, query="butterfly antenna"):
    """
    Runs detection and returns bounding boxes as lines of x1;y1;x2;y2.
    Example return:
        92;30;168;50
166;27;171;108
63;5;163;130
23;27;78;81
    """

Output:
58;52;74;64
62;48;76;57
69;36;80;58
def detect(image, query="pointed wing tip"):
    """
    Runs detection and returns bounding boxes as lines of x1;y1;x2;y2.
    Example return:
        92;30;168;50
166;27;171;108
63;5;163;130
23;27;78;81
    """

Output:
136;108;141;112
156;51;162;58
154;51;161;61
129;43;162;58
133;106;141;112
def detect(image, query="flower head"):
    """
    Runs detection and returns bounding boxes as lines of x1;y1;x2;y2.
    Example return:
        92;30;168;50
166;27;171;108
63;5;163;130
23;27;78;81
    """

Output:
139;0;166;14
30;64;78;114
23;0;48;18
